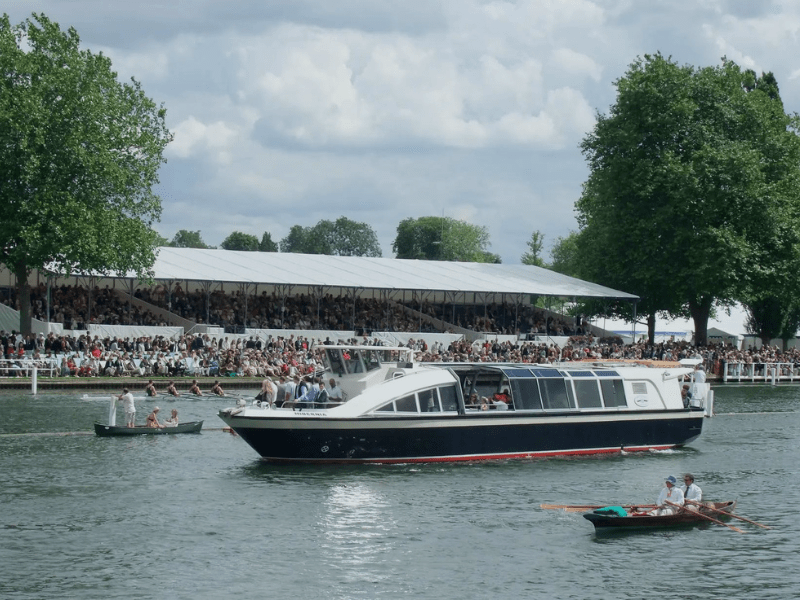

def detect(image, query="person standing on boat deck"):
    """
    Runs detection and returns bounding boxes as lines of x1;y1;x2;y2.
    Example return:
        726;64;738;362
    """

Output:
211;380;225;396
259;377;276;405
328;378;343;404
690;364;706;407
296;377;317;409
682;474;702;509
315;379;329;409
145;380;157;397
118;388;136;428
653;475;685;515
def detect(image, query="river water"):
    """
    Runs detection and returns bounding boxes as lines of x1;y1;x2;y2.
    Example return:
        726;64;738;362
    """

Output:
1;385;799;599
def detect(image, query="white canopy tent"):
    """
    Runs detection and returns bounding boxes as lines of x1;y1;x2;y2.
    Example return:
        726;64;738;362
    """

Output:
114;247;639;300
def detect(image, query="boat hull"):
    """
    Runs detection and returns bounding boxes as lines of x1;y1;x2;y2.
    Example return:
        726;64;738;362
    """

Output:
93;421;204;437
583;501;736;530
218;410;703;464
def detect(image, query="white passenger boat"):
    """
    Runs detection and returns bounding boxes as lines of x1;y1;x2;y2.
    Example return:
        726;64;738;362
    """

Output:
218;345;705;464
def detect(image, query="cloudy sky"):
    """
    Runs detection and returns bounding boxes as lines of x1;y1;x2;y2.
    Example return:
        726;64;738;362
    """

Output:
10;1;800;267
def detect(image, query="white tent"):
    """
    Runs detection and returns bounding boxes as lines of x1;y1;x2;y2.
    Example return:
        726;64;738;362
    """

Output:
99;247;639;300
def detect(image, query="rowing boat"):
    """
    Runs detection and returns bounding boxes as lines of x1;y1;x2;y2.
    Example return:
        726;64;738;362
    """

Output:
583;501;736;530
93;421;204;437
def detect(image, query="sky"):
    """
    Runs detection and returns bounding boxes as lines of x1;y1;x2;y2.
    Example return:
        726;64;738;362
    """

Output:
8;0;800;334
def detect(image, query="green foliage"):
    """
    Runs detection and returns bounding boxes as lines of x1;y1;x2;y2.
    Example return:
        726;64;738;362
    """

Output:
548;232;582;278
0;13;172;333
170;230;210;249
221;231;259;251
259;231;278;252
279;217;381;256
392;216;493;262
575;53;800;345
521;231;546;267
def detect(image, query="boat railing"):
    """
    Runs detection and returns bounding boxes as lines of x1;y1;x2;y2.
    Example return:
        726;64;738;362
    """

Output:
721;361;800;383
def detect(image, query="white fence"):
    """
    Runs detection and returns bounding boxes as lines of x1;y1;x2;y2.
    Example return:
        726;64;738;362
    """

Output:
721;362;800;383
0;358;59;377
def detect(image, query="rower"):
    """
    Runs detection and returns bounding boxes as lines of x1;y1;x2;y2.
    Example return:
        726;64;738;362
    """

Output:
145;379;157;397
210;380;225;396
189;379;203;395
651;475;684;515
682;474;702;510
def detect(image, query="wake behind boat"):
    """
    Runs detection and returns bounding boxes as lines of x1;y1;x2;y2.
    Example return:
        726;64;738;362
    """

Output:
218;344;706;464
93;421;203;436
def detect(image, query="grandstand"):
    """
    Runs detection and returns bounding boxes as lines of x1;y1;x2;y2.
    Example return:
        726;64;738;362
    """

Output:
1;247;637;343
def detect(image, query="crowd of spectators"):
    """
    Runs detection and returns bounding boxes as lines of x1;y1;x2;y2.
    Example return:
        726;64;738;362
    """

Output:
3;284;584;336
3;322;799;380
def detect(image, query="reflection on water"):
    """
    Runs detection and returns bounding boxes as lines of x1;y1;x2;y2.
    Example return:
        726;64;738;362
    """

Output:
1;387;800;599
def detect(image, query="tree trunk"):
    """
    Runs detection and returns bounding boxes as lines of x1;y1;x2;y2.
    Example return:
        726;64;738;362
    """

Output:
14;259;32;336
689;296;712;347
647;313;656;345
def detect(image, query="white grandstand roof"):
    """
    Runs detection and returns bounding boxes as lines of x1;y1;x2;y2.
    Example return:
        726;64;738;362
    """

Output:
125;247;638;300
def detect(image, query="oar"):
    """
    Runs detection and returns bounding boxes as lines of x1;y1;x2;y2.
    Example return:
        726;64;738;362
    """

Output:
685;499;772;530
540;504;656;513
665;501;746;533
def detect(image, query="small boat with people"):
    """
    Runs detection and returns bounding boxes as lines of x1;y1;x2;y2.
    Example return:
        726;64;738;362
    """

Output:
581;501;737;531
218;344;707;464
93;420;204;437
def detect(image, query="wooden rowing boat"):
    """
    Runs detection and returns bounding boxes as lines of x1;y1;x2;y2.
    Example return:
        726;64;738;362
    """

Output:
583;501;736;530
93;421;204;437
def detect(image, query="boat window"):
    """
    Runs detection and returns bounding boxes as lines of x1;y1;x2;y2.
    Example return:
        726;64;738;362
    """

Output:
395;394;418;413
364;350;382;372
531;368;561;378
342;349;364;374
439;385;458;412
539;378;573;410
327;349;345;375
510;379;543;410
375;402;395;412
419;389;440;413
574;379;603;408
600;379;627;407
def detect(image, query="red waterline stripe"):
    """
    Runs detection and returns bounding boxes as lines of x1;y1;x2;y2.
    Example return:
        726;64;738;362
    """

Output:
260;444;676;465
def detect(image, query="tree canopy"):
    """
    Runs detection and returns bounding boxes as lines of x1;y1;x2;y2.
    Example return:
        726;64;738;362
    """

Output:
392;216;496;262
279;217;382;257
520;231;546;267
220;231;259;251
259;231;278;252
575;54;800;344
170;230;211;249
0;13;171;333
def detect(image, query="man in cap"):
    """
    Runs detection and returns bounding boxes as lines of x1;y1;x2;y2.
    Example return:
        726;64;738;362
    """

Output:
652;475;685;515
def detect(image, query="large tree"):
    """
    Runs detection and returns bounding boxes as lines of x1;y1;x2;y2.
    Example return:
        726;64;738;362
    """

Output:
392;216;495;262
279;217;382;256
520;231;546;267
576;54;800;345
259;231;278;252
221;231;259;251
0;13;171;334
170;230;210;248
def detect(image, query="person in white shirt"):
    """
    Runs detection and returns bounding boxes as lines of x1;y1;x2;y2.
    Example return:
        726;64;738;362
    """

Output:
118;388;135;428
691;364;707;407
682;473;703;509
652;475;685;515
328;378;344;404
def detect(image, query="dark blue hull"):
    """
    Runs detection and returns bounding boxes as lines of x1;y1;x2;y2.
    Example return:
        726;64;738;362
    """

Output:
224;410;704;464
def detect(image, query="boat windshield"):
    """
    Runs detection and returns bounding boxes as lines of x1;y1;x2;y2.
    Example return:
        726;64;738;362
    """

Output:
325;347;385;376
